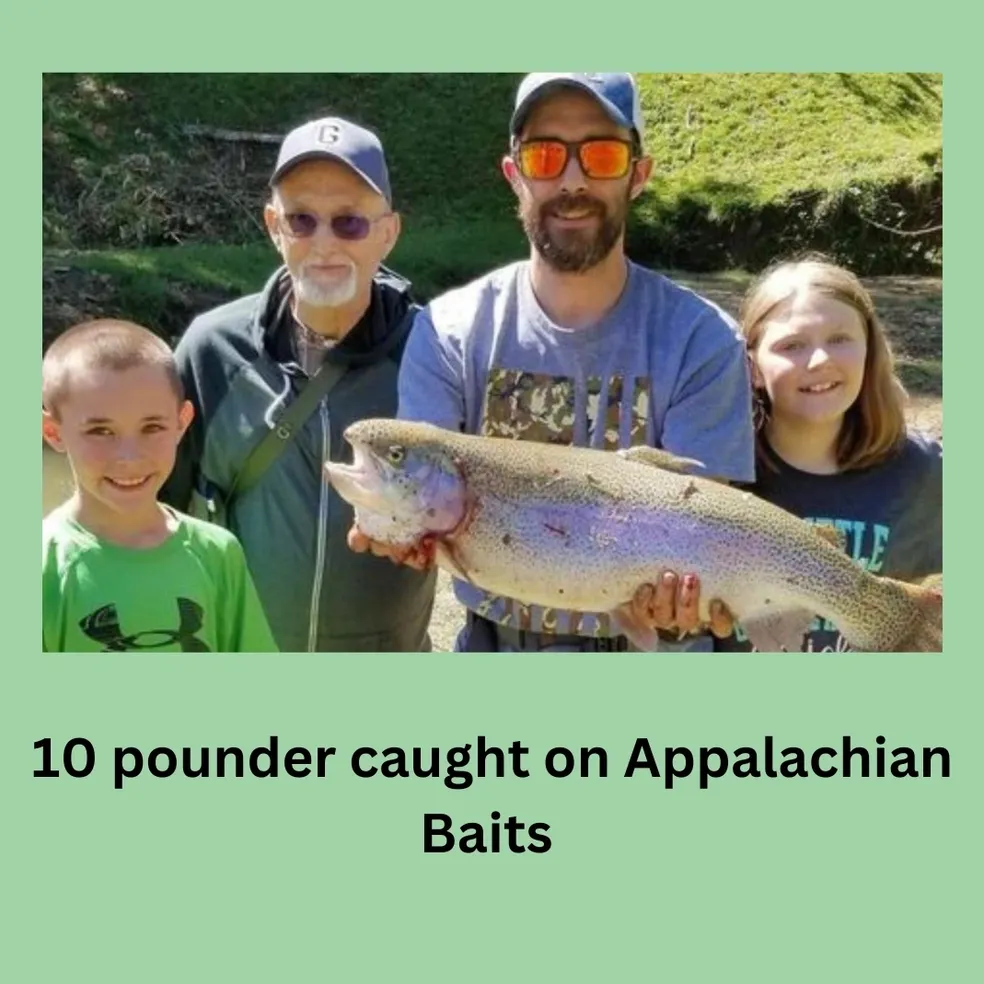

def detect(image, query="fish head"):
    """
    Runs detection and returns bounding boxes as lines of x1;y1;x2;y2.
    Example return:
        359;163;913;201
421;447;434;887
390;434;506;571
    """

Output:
324;418;468;544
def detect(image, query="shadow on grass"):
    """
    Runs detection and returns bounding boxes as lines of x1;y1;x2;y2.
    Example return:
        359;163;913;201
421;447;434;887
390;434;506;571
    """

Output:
835;72;941;126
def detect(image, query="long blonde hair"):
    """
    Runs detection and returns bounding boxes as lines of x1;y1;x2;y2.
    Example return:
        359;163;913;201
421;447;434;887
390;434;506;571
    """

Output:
740;256;908;472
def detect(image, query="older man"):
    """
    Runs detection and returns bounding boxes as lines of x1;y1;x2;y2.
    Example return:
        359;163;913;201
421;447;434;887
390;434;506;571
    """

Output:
353;74;753;652
162;117;436;652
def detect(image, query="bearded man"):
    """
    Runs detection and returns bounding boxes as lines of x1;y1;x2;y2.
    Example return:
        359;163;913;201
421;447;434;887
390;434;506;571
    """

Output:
162;116;436;652
352;74;755;652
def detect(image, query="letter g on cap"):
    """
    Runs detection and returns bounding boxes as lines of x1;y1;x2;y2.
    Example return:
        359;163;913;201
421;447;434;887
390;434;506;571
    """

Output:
317;123;342;146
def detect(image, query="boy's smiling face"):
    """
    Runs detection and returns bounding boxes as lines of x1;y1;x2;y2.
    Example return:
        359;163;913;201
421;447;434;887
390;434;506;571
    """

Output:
42;364;193;521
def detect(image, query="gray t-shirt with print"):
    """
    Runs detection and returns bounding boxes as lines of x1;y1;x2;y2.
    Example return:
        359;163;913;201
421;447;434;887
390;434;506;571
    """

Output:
397;259;756;650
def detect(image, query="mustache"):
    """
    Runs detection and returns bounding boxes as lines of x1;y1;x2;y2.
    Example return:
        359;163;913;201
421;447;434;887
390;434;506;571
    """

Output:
541;193;606;219
299;258;357;275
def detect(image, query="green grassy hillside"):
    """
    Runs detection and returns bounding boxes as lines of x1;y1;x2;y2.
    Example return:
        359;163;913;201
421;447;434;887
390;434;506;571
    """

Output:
43;73;942;340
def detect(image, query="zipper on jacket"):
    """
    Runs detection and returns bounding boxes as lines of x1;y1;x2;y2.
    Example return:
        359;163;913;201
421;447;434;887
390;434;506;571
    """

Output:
307;402;331;651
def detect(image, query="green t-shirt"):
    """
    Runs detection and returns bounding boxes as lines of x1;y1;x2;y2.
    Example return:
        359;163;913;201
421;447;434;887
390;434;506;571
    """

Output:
42;507;278;653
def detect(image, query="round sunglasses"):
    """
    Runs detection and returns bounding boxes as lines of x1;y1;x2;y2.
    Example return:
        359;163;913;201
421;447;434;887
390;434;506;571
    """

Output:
278;210;391;242
515;138;636;181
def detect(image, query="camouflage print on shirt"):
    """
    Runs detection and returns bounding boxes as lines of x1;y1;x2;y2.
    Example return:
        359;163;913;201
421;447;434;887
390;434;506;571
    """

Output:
475;368;654;637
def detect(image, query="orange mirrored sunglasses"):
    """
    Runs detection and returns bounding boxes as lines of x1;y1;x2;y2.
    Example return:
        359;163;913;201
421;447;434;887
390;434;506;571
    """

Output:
515;138;635;181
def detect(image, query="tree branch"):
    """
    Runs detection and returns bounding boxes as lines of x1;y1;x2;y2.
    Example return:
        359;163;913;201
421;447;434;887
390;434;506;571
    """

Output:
181;124;283;145
858;213;942;237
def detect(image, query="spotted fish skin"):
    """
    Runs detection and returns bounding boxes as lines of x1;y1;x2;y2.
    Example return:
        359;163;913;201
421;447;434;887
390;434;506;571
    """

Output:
325;420;943;652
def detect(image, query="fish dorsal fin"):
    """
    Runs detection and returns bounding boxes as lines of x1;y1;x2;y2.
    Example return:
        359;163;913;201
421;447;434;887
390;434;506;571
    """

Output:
616;446;705;475
812;524;847;552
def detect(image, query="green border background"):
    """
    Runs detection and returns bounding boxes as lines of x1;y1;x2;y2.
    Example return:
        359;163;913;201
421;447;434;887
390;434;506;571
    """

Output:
8;4;976;981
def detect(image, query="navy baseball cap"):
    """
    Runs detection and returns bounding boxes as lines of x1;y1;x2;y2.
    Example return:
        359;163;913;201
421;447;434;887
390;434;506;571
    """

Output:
510;73;645;144
270;116;392;204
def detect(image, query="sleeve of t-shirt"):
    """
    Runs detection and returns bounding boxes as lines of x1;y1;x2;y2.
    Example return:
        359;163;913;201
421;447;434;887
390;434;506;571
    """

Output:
42;528;62;653
221;538;279;653
660;313;756;483
918;438;942;573
396;306;466;431
890;436;942;577
41;567;54;652
42;567;52;653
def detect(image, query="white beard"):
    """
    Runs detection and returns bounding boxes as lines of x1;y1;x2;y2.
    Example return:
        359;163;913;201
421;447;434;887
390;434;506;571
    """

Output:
294;265;358;308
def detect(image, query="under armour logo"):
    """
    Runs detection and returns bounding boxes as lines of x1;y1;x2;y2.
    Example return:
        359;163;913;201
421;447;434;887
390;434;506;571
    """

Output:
317;123;342;146
79;598;211;652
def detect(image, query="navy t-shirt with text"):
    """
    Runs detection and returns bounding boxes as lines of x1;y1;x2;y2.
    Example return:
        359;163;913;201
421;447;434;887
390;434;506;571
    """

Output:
716;432;942;653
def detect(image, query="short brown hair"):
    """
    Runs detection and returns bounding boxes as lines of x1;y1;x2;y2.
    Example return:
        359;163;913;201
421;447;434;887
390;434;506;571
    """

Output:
740;256;908;472
42;319;183;418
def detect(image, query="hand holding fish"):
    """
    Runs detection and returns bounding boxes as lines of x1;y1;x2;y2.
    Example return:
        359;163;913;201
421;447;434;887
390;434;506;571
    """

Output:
347;524;437;570
632;576;736;639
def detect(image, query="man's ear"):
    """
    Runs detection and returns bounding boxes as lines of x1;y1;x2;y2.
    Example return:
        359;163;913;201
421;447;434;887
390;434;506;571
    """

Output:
381;211;402;258
629;156;654;201
42;410;65;453
501;155;522;192
264;202;285;256
177;400;195;439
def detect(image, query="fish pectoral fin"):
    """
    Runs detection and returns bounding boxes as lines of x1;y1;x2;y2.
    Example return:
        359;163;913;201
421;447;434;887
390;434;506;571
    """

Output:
435;541;474;586
609;604;663;652
616;446;705;475
811;524;848;552
741;608;816;653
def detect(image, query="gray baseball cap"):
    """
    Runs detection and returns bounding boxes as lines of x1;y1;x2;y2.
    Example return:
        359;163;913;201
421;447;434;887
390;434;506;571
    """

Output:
270;116;392;203
510;73;645;143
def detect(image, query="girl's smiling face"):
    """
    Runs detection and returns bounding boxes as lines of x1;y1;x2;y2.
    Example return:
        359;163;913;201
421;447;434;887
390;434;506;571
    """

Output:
752;290;868;427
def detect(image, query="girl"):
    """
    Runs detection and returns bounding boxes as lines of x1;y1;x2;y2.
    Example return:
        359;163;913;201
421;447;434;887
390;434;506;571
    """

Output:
716;257;942;652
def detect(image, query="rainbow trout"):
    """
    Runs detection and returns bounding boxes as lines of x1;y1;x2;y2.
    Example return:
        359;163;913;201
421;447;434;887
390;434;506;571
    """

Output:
324;419;943;652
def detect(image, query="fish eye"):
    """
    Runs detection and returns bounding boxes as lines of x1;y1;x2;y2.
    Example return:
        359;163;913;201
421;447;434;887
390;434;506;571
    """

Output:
386;445;406;465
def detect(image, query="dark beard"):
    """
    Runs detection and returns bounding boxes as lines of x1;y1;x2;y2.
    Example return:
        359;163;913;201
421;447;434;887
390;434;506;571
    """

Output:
521;191;628;273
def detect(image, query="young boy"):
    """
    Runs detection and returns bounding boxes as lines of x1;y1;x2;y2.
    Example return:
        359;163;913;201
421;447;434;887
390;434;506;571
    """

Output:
42;319;278;652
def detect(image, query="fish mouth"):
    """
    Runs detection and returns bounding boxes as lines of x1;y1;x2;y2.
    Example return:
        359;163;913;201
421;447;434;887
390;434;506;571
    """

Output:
323;444;385;510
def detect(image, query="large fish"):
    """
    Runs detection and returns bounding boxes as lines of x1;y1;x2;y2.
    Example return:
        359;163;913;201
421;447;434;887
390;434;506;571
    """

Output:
324;419;943;652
